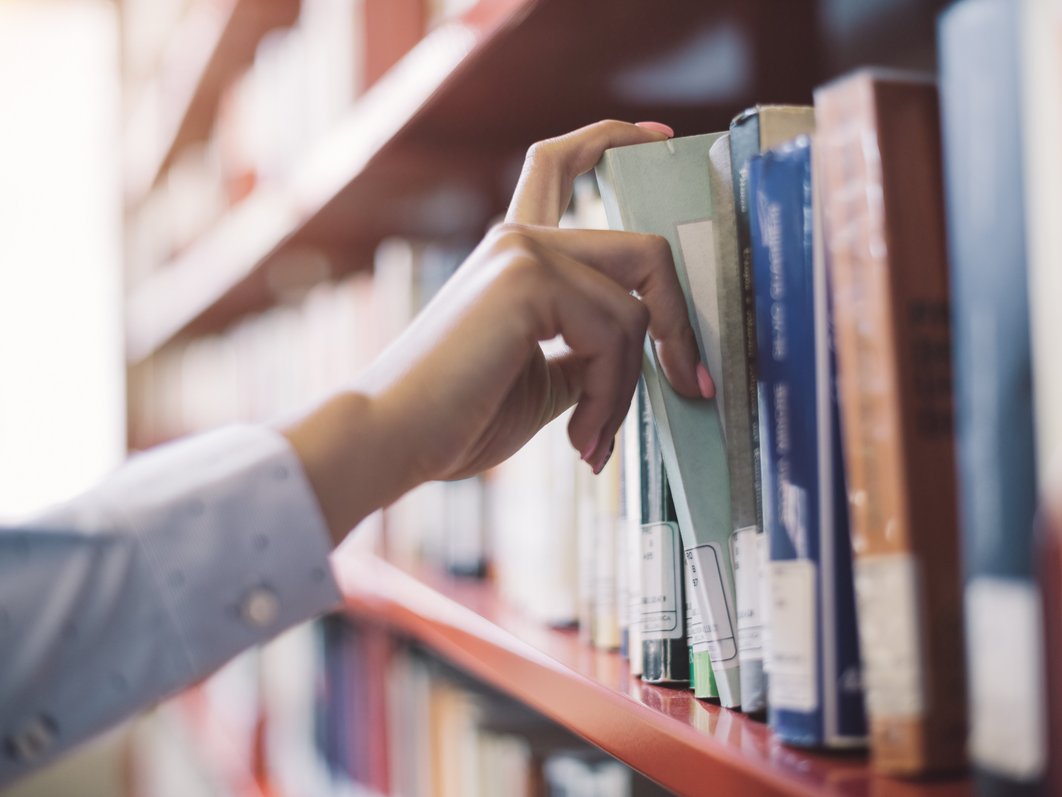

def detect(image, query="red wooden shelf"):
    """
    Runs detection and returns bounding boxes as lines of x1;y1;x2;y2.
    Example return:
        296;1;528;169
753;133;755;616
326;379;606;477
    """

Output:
124;0;820;362
335;550;972;797
123;0;300;204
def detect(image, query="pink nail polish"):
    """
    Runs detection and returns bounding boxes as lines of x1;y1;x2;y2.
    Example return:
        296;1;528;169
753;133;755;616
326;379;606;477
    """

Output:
635;121;675;138
696;363;716;399
593;438;615;475
581;430;602;462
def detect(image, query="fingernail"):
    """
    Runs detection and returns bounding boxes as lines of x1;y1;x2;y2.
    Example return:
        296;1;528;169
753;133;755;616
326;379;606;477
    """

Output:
635;121;674;138
581;430;602;462
696;363;716;399
593;439;615;475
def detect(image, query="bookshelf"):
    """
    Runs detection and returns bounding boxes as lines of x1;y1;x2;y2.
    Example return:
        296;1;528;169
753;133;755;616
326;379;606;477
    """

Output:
121;0;975;794
124;0;300;203
124;0;822;362
338;550;970;797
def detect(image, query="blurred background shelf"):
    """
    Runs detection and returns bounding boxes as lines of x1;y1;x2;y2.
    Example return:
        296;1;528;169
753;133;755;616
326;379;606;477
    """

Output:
336;550;972;797
124;0;301;204
124;0;822;363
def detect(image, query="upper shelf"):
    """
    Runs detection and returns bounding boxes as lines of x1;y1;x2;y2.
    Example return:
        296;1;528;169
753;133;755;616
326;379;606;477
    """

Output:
336;550;972;797
124;0;821;362
123;0;300;204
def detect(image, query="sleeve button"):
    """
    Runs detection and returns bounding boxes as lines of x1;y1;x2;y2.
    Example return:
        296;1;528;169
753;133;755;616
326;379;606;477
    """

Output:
240;585;279;628
6;715;58;762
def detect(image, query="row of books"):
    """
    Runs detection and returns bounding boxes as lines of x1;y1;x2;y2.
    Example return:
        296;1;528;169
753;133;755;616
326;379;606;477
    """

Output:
581;0;1061;793
127;237;466;446
125;0;472;288
313;618;672;797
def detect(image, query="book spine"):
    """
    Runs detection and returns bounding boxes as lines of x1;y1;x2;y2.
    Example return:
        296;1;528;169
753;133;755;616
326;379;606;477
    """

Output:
811;139;867;748
640;518;689;685
684;555;713;698
749;144;823;747
623;387;646;675
639;379;689;685
940;1;1047;789
727;113;766;537
708;133;767;714
1023;0;1062;492
815;72;966;775
728;107;818;711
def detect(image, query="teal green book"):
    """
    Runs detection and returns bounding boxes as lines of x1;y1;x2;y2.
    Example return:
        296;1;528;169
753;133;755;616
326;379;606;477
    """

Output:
596;134;741;708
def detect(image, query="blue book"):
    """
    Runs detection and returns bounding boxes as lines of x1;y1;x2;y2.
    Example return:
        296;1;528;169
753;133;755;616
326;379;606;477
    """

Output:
748;137;866;749
940;1;1047;792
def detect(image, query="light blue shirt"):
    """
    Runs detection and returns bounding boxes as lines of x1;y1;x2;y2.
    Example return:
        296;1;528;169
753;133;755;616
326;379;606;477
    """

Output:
0;425;343;786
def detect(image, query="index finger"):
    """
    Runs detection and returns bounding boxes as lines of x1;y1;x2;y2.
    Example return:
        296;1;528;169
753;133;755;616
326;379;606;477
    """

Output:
506;120;674;227
498;225;709;400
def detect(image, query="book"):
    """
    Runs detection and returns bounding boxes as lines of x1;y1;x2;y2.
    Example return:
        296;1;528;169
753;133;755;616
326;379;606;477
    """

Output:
637;383;689;685
1023;0;1062;500
685;551;715;699
939;2;1048;791
640;515;688;686
1023;3;1062;788
747;137;865;749
815;69;966;775
622;389;646;676
706;132;763;715
596;133;741;708
726;105;815;714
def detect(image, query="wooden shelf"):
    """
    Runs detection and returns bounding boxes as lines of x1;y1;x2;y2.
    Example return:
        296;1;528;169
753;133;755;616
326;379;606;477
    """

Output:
335;550;972;797
123;0;300;204
124;0;820;362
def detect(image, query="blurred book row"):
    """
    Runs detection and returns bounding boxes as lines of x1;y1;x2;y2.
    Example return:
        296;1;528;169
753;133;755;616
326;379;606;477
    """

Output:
133;621;669;797
316;620;673;797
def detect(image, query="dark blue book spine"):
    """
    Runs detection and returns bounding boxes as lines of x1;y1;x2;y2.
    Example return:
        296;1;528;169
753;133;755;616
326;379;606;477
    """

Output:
750;138;865;747
940;0;1046;792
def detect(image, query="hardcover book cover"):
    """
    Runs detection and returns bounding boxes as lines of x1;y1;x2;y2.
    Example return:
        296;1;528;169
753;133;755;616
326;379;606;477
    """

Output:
748;137;865;749
940;1;1047;791
815;69;966;775
726;105;815;714
596;134;740;707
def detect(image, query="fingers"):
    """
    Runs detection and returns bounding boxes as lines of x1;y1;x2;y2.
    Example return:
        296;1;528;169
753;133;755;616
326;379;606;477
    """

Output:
496;225;710;400
490;232;648;471
507;120;674;227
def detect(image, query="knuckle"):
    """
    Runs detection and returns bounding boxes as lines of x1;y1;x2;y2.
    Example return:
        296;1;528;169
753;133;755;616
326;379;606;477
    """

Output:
525;138;560;167
642;233;672;264
500;250;546;289
488;223;537;257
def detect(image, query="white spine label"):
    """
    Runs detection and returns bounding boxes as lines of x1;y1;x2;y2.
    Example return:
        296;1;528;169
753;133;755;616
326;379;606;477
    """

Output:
733;526;763;660
640;522;683;640
686;543;738;663
853;554;924;718
684;555;709;651
966;577;1047;781
758;532;773;673
768;558;817;712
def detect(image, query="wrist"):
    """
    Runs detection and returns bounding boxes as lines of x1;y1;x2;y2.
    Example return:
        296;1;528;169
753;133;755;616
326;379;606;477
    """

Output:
279;390;422;547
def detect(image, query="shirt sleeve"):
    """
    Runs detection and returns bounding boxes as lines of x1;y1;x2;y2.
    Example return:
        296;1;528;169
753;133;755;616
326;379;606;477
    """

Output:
0;425;342;787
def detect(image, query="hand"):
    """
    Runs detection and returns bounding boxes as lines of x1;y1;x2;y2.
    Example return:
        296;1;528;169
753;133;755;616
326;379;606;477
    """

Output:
283;120;713;544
